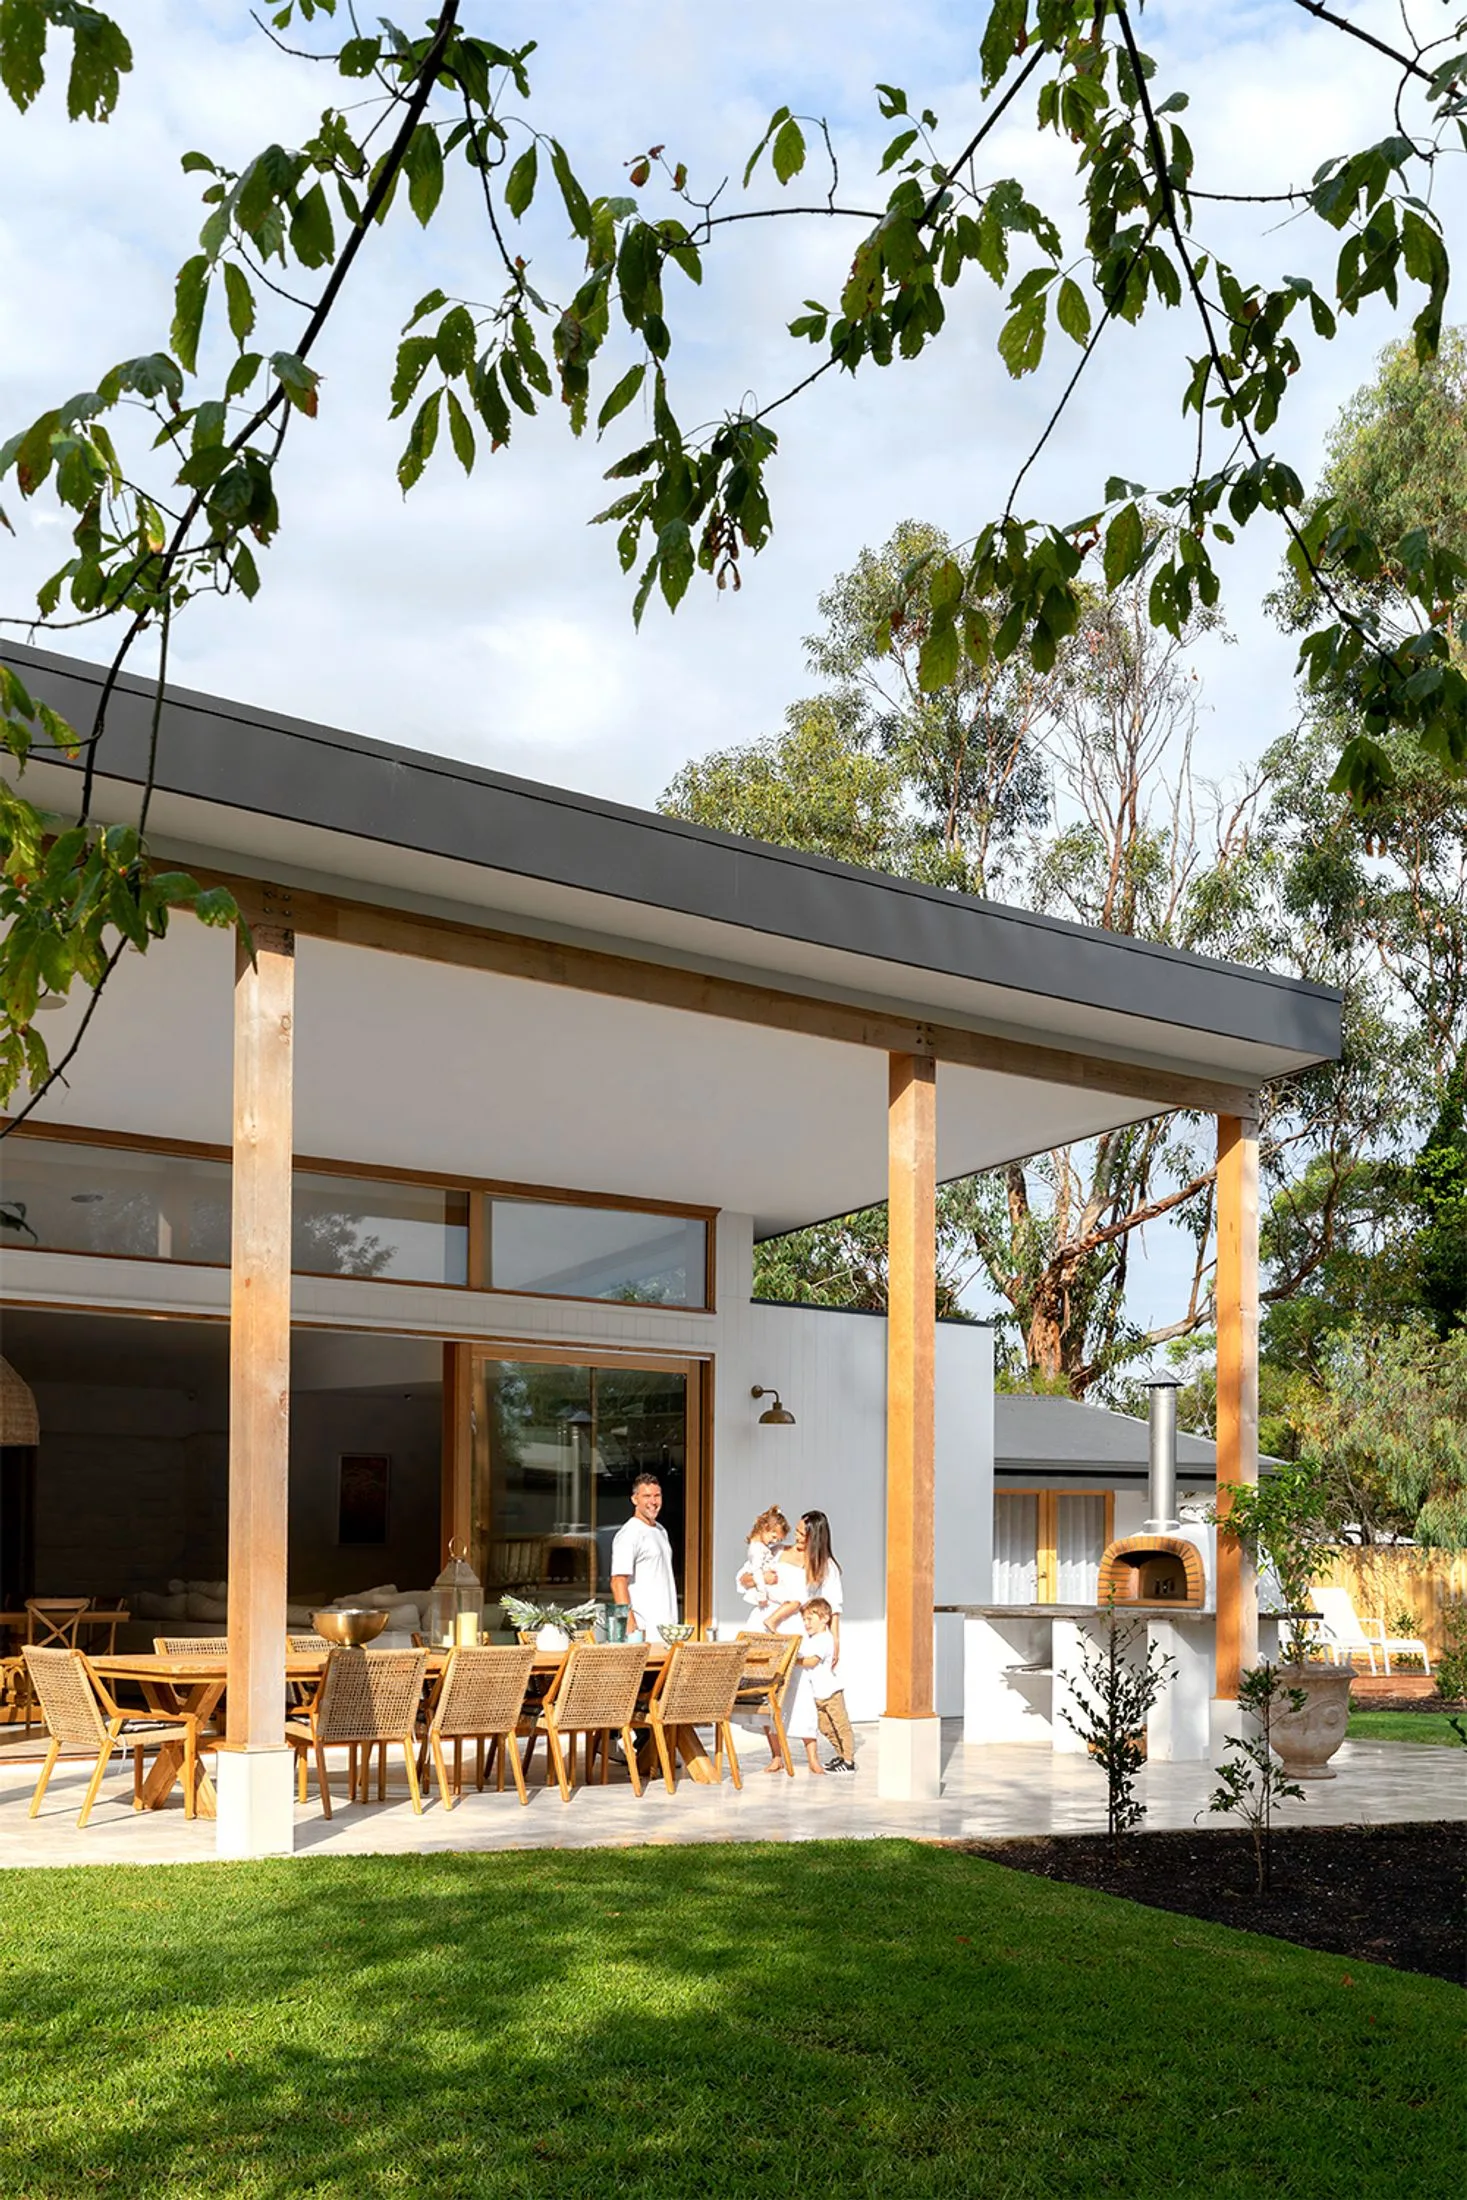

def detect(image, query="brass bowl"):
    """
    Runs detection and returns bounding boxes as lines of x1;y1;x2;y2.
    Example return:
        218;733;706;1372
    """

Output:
658;1622;695;1644
312;1607;390;1647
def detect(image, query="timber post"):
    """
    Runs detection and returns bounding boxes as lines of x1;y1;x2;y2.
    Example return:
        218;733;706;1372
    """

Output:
1214;1106;1261;1710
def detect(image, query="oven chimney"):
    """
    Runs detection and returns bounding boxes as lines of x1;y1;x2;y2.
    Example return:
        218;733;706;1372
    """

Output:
1144;1376;1181;1533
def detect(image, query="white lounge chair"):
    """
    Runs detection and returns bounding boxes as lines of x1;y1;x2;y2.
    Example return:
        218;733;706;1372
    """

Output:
1310;1587;1432;1677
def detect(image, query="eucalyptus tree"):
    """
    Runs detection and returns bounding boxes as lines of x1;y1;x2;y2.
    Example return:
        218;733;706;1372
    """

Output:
9;2;1467;1119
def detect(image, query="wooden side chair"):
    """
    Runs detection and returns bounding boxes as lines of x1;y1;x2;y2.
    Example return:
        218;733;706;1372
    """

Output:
286;1648;428;1819
538;1644;647;1802
420;1644;538;1808
637;1640;746;1793
23;1647;200;1827
26;1598;91;1649
734;1630;800;1776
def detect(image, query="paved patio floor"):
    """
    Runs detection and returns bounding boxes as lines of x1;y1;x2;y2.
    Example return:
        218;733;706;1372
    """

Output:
2;1722;1463;1869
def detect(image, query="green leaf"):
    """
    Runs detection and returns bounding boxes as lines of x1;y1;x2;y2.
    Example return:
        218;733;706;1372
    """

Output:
397;387;441;492
1055;276;1091;346
997;300;1045;378
270;350;320;416
223;261;255;345
505;142;538;219
0;0;47;111
657;518;695;610
771;115;806;186
550;139;591;237
170;255;210;375
225;350;262;400
918;612;960;692
232;541;260;599
445;386;475;473
403;123;444;226
289;181;335;270
63;4;133;122
1103;502;1145;591
742;106;789;189
596;362;646;433
435;304;477;378
405;288;449;331
338;35;381;77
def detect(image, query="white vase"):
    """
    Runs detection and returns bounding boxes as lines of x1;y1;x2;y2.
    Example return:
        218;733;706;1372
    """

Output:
536;1624;570;1652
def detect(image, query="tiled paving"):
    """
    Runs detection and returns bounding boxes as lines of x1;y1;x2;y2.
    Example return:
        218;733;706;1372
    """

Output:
2;1723;1463;1869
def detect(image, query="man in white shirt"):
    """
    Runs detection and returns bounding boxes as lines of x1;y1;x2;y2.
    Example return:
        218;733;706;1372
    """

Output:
609;1472;679;1638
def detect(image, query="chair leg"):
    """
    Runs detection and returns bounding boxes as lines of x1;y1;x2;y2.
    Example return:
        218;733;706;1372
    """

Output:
314;1738;334;1820
723;1721;742;1790
505;1727;529;1805
296;1745;308;1803
431;1732;454;1811
29;1740;60;1819
402;1740;423;1816
652;1723;676;1794
183;1726;197;1823
133;1748;145;1810
77;1742;113;1829
545;1725;571;1801
771;1701;794;1775
476;1737;487;1792
621;1726;643;1798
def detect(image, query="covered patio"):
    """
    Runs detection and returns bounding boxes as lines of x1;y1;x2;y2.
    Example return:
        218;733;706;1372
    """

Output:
1;640;1343;1856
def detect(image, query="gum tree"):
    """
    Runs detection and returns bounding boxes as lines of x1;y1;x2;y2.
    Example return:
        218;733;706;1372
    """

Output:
8;1;1467;1116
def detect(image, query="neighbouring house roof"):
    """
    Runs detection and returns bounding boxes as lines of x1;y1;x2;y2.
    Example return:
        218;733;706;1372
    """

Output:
995;1393;1221;1482
1;642;1344;1234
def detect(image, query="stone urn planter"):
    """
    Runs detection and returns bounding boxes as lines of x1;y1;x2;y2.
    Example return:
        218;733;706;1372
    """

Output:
1269;1664;1353;1780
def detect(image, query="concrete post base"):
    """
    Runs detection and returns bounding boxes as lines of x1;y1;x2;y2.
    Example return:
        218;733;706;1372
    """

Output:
215;1745;295;1858
876;1715;942;1801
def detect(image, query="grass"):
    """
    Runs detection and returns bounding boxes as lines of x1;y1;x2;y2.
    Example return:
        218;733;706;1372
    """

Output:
1347;1708;1466;1746
1;1841;1461;2200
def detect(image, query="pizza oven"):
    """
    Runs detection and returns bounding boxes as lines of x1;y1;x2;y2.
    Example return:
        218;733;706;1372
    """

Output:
1095;1378;1214;1612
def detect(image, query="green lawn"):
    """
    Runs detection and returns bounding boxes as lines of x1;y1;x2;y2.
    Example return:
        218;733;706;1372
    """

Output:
0;1842;1460;2200
1348;1708;1466;1745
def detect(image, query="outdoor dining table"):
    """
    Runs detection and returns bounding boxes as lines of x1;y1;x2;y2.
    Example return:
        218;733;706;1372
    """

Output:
89;1643;717;1818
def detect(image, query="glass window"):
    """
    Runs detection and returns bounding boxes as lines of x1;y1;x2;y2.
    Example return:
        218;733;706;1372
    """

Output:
489;1199;707;1307
0;1139;231;1264
1055;1493;1107;1602
292;1172;468;1284
993;1494;1038;1604
471;1358;690;1632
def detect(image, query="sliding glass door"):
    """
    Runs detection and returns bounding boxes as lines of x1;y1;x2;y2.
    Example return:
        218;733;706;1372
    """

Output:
468;1350;705;1636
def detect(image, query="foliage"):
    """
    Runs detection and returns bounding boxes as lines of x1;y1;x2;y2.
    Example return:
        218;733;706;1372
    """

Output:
1283;1323;1467;1551
11;6;1467;1115
1208;1663;1308;1895
1347;1708;1465;1744
498;1594;599;1636
1415;1046;1467;1336
1059;1602;1175;1845
1434;1601;1467;1703
1213;1460;1338;1662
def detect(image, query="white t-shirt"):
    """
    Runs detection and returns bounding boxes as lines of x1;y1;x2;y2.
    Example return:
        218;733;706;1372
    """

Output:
800;1626;840;1702
769;1555;844;1634
610;1515;679;1634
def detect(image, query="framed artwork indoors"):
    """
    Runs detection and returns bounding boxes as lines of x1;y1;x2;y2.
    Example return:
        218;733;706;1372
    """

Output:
337;1453;390;1545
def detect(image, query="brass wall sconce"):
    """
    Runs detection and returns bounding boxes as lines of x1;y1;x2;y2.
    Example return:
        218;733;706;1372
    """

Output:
751;1385;795;1426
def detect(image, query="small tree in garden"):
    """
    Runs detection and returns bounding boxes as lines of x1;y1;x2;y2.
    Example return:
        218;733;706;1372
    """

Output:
1060;1602;1175;1850
1436;1603;1467;1705
1208;1664;1307;1895
1212;1460;1336;1664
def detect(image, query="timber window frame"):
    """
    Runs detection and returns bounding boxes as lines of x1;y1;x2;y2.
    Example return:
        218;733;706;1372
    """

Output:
995;1487;1116;1604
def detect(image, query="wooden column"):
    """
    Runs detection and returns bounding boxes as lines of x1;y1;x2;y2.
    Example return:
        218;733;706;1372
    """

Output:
440;1341;474;1565
1214;1107;1260;1700
885;1052;937;1719
225;923;295;1751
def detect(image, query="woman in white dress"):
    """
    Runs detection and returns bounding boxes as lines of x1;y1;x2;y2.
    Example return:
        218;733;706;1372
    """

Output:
757;1510;844;1772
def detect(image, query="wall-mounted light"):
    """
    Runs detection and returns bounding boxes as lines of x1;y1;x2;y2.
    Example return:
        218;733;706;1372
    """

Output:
751;1384;795;1426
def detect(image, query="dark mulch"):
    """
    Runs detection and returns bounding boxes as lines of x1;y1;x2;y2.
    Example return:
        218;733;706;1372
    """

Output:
960;1822;1466;1985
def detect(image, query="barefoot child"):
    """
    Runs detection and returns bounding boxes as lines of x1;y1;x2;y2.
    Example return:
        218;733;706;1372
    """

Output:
736;1505;789;1617
787;1596;855;1775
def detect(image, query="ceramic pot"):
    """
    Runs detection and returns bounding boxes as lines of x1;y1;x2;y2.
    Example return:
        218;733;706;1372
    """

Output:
535;1623;570;1652
1269;1664;1353;1780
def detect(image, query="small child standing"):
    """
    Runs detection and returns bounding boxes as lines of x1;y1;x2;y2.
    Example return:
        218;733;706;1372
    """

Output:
787;1595;856;1774
736;1505;789;1616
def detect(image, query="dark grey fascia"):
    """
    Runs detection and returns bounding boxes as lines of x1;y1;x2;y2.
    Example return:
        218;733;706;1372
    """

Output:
2;641;1342;1065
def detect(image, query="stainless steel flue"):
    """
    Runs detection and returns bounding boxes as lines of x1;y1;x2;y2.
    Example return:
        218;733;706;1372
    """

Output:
1144;1376;1181;1532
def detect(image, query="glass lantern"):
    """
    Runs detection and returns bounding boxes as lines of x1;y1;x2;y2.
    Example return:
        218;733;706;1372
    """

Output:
426;1543;483;1647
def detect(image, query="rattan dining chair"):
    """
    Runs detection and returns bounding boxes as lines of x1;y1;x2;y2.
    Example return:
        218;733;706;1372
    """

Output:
539;1643;647;1802
26;1598;91;1649
23;1647;200;1827
152;1636;230;1655
421;1644;538;1808
734;1631;800;1775
285;1647;428;1819
636;1640;746;1793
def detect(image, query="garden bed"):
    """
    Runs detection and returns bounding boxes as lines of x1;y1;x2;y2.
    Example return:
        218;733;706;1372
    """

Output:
960;1822;1466;1984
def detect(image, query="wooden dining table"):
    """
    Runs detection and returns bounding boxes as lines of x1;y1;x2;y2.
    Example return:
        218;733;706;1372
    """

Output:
90;1643;718;1818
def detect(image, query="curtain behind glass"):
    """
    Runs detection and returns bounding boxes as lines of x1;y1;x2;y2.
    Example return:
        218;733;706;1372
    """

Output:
1055;1493;1106;1602
992;1494;1038;1603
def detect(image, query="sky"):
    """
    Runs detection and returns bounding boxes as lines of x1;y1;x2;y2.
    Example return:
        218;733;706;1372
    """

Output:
1;1;1455;1338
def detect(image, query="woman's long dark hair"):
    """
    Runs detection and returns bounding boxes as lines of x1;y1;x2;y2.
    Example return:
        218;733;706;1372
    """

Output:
801;1510;837;1593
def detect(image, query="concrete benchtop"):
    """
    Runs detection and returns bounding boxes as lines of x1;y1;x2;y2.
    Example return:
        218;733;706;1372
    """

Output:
938;1603;1215;1621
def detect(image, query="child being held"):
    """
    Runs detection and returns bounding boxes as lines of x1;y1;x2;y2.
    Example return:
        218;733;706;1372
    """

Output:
786;1595;856;1774
736;1505;789;1615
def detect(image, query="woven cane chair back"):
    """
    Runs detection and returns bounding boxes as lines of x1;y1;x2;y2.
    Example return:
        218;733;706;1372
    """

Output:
735;1631;799;1688
654;1641;747;1725
287;1633;329;1653
153;1637;229;1657
313;1648;428;1744
431;1645;537;1738
26;1598;90;1650
548;1644;646;1732
23;1648;109;1746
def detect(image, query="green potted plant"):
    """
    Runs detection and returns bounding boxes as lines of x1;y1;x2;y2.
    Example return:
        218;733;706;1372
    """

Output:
499;1595;600;1650
1211;1458;1353;1780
